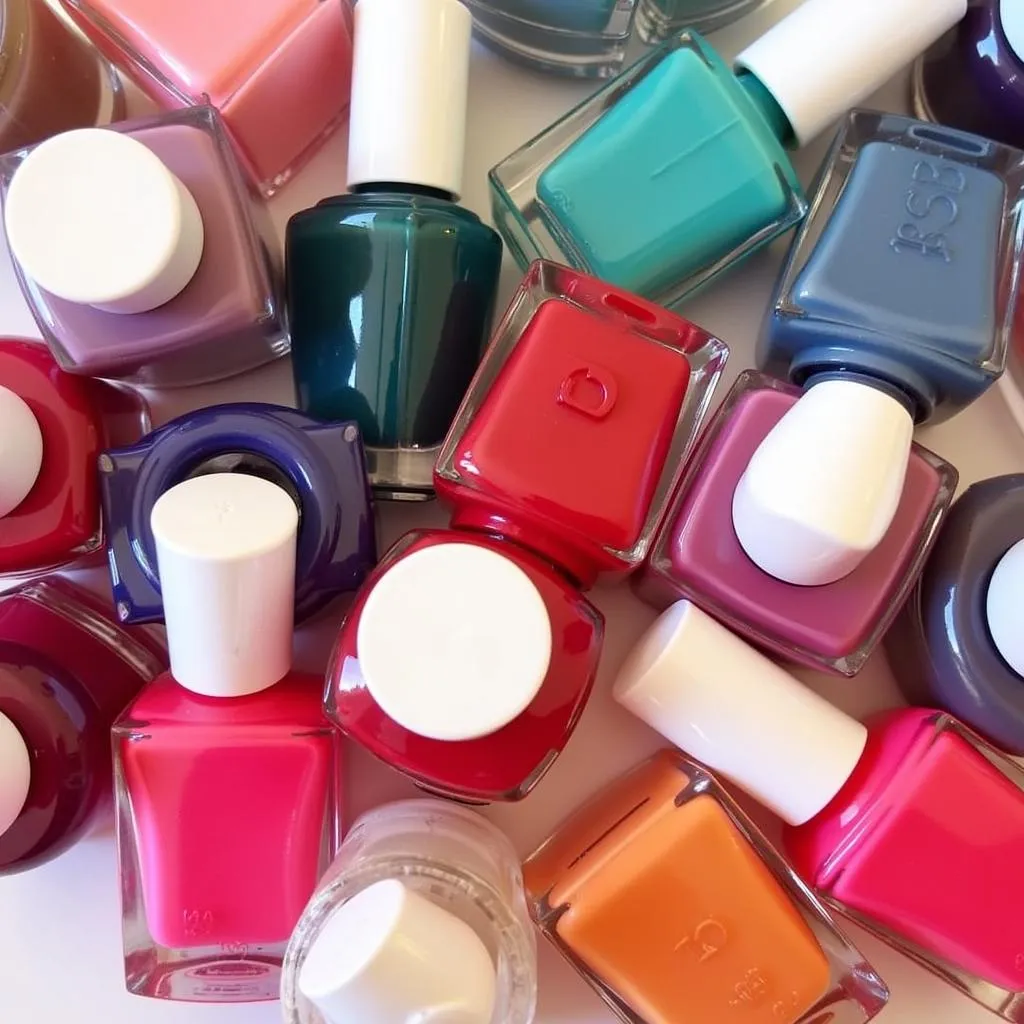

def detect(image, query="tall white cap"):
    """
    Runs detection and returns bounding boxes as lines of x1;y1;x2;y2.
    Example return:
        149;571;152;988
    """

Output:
357;543;551;741
346;0;472;197
151;473;299;698
612;601;867;826
299;878;497;1024
987;538;1024;677
0;711;31;838
5;129;204;314
0;386;43;518
732;379;913;587
735;0;967;146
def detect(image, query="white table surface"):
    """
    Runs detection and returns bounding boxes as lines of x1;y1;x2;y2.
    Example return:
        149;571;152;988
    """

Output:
1;3;1019;1020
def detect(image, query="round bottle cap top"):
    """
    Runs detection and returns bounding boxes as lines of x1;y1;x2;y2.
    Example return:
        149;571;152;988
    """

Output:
151;473;299;698
4;128;204;314
0;385;43;518
987;537;1024;677
357;543;552;741
299;878;497;1024
732;378;914;586
0;711;31;837
1002;0;1024;63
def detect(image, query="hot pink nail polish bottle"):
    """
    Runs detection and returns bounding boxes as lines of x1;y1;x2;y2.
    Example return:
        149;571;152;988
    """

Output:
113;472;341;1002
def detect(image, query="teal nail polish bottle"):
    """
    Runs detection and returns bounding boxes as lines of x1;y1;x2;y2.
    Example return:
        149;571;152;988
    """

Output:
286;0;502;500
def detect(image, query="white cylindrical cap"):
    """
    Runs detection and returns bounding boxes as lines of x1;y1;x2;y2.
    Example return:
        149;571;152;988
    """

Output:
299;879;496;1024
735;0;967;146
5;128;204;314
612;601;867;826
357;543;551;741
987;538;1024;677
347;0;472;197
732;379;914;587
0;386;43;518
151;473;299;698
1003;1;1024;63
0;711;31;837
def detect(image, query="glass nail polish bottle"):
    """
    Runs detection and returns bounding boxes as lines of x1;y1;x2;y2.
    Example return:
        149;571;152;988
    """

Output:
887;474;1024;756
0;108;286;388
634;0;768;43
99;403;375;626
464;0;638;78
58;0;352;195
0;577;165;876
0;338;150;578
637;371;957;675
525;749;888;1024
282;799;537;1024
286;0;503;500
114;473;341;1002
614;599;1024;1021
489;0;964;308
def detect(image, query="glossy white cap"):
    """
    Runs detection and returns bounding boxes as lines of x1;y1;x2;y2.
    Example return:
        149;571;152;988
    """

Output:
612;601;867;826
347;0;472;197
735;0;967;146
151;473;299;698
1003;1;1024;63
0;711;31;837
732;379;914;586
987;538;1024;677
300;879;496;1024
357;543;551;741
0;386;43;518
5;129;204;314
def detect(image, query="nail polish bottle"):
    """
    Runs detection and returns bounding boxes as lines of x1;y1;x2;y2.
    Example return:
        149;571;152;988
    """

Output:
113;473;341;1002
0;577;165;876
286;0;503;499
637;371;957;675
634;0;768;43
464;0;638;78
525;749;888;1024
614;600;1024;1020
0;338;150;578
57;0;352;195
99;403;375;626
0;108;286;388
489;0;964;308
281;799;537;1024
887;474;1024;756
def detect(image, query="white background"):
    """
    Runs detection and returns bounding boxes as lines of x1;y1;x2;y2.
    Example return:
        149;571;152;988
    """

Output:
0;2;1019;1020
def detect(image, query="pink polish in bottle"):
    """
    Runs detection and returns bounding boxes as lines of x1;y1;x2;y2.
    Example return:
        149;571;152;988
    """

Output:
113;472;340;1002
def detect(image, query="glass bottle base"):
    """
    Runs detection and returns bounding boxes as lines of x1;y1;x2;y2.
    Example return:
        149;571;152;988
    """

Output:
124;948;284;1003
634;0;770;43
367;445;438;501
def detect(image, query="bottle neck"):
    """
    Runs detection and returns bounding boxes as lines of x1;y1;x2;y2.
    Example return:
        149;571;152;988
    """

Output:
736;70;794;147
803;369;916;419
350;181;455;202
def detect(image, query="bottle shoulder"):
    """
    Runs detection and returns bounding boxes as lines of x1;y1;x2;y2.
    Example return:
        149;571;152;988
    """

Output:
291;191;499;237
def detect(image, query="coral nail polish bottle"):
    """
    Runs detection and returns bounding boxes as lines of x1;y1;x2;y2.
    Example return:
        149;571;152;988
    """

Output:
0;577;165;876
525;750;888;1024
58;0;353;195
615;600;1024;1020
888;474;1024;756
638;371;957;675
113;473;341;1002
99;403;375;625
286;0;503;499
489;0;963;308
281;800;537;1024
0;338;150;578
0;108;286;387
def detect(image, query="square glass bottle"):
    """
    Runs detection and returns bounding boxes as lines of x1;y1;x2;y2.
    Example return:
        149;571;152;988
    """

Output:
524;750;889;1024
635;0;769;42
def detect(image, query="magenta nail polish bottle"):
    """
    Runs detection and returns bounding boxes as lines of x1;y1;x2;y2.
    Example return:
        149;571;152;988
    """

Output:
636;371;958;675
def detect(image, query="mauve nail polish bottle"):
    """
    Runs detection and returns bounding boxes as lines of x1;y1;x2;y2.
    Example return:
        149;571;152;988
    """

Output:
0;106;286;387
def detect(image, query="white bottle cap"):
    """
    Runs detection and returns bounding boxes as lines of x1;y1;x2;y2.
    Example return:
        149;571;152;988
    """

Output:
987;538;1024;678
4;128;204;314
0;711;31;838
151;473;299;698
735;0;967;146
357;543;551;741
612;601;867;826
346;0;472;197
299;879;497;1024
732;379;914;586
1003;1;1024;63
0;386;43;518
